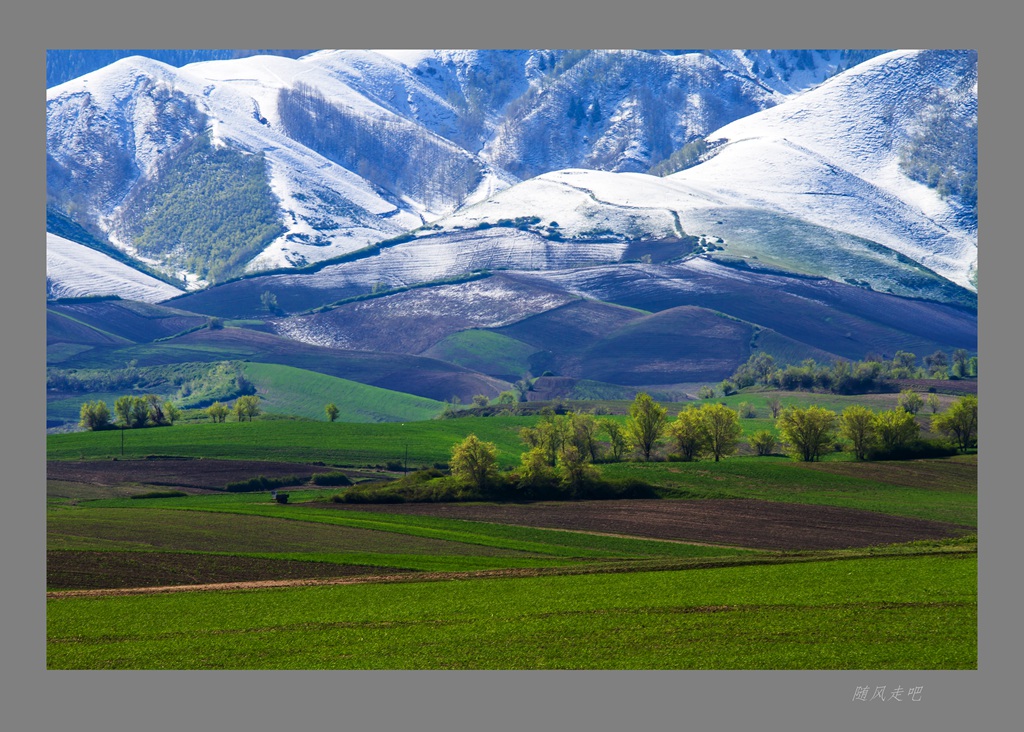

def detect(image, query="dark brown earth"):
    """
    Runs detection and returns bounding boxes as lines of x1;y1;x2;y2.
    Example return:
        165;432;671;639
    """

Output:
47;459;376;491
47;550;414;591
325;499;973;551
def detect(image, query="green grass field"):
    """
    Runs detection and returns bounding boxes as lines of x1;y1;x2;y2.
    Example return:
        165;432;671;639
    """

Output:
422;329;538;379
47;554;976;669
46;395;977;670
46;416;541;466
600;455;977;526
241;362;445;422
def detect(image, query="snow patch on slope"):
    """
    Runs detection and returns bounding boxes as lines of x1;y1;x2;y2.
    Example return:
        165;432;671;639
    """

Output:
46;233;184;302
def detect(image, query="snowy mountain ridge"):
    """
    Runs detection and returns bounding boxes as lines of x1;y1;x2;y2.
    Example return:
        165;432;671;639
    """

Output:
45;48;976;303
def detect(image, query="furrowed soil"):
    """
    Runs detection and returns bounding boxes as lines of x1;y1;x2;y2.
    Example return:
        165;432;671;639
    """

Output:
47;550;414;591
47;458;376;491
327;499;973;551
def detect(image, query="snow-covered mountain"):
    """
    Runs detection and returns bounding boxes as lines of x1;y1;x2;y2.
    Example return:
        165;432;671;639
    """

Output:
47;49;902;291
432;49;977;295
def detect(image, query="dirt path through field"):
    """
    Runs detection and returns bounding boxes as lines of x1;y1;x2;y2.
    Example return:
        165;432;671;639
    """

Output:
46;565;618;599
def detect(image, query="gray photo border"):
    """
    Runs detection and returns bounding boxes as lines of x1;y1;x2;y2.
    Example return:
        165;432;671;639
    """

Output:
5;0;1018;730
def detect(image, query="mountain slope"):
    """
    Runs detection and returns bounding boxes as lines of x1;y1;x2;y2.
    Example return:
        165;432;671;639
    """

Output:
430;49;977;298
46;233;184;303
47;49;890;286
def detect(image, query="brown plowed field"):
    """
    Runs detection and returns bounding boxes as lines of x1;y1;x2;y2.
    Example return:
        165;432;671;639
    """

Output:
47;459;374;491
47;550;414;591
327;499;973;551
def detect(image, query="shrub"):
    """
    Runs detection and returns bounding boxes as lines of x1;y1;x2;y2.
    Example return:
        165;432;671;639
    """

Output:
749;430;777;456
130;490;187;499
225;475;303;492
873;408;920;451
275;493;289;504
310;472;352;486
866;439;959;461
931;394;978;451
777;405;839;462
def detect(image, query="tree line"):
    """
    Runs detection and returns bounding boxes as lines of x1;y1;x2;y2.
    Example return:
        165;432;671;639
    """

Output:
709;348;976;398
79;394;261;430
377;391;977;503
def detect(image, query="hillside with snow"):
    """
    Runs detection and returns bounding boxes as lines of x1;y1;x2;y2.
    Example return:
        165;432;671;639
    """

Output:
46;233;184;302
48;49;894;288
432;49;977;297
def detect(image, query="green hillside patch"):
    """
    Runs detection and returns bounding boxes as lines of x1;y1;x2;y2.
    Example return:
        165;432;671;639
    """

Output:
47;416;541;467
421;330;538;380
241;363;445;422
694;207;976;310
47;554;976;669
599;456;976;526
127;134;284;283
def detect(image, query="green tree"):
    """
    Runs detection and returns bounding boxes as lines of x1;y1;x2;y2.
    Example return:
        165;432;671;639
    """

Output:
766;395;783;419
749;430;777;456
450;434;499;492
260;290;279;314
567;412;601;462
777;406;839;462
873;408;920;451
207;401;229;423
496;391;516;405
557;443;598;496
625;392;667;461
471;394;490;408
924;350;949;377
697;385;715;400
79;400;111;431
932;395;978;452
234;394;261;422
600;418;627;462
700;403;742;462
926;393;942;414
519;415;567;467
128;396;150;428
750;352;776;384
162;401;182;425
325;403;339;422
897;389;924;415
114;395;134;427
892;351;917;370
951;348;971;378
667;406;707;461
517;446;557;494
146;394;167;426
840;405;877;460
737;401;756;418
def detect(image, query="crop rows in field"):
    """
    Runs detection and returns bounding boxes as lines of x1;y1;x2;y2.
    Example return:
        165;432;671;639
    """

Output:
46;554;977;669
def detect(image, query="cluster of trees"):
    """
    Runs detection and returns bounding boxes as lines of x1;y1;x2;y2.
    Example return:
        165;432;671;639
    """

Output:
278;82;483;211
444;391;978;497
898;91;978;214
79;394;182;431
206;395;261;423
80;393;264;430
776;394;977;462
125;133;284;283
712;348;976;397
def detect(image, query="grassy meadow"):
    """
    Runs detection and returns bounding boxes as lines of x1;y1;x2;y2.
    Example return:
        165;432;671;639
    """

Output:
47;392;977;669
48;554;975;669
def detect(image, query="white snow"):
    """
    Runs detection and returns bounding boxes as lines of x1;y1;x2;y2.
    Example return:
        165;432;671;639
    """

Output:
46;233;184;302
